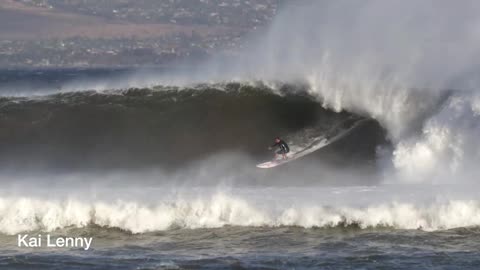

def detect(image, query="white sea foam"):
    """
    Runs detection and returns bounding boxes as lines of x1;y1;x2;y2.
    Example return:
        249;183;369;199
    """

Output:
393;92;480;182
1;186;480;235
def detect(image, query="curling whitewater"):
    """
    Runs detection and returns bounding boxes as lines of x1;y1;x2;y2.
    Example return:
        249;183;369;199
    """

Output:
2;185;480;235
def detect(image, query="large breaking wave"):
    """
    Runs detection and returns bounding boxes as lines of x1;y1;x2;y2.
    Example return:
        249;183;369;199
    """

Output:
194;0;480;183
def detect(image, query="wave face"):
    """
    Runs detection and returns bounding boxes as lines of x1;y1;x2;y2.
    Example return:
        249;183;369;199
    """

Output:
0;81;384;171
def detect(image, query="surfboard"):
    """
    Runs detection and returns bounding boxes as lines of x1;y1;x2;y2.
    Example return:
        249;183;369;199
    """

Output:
256;118;368;169
256;138;329;168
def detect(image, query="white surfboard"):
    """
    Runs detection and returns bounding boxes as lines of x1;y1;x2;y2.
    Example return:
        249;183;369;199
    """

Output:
256;118;367;169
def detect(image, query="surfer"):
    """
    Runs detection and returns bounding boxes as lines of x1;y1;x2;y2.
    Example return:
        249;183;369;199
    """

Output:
269;137;290;160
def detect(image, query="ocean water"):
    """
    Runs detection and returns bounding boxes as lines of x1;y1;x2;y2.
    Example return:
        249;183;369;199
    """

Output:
1;182;480;269
2;1;480;268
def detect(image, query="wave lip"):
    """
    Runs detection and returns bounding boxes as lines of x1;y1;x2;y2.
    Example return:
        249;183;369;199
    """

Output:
2;190;480;235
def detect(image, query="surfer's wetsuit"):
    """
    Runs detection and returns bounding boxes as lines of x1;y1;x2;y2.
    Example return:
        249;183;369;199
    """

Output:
272;140;290;156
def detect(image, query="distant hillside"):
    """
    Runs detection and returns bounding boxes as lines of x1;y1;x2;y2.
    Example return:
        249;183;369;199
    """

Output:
0;0;236;40
14;0;281;28
0;0;279;67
